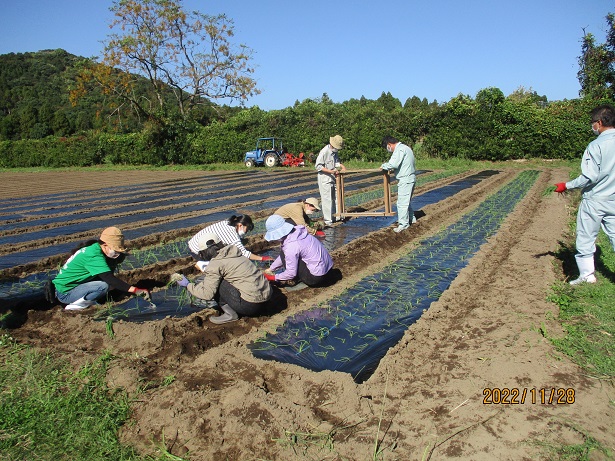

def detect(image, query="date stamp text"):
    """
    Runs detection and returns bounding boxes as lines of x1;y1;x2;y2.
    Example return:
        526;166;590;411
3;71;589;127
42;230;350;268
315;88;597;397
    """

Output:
483;388;575;405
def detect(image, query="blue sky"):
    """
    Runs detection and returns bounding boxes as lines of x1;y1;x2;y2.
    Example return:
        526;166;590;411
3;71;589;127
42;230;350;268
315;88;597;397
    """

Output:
1;0;612;110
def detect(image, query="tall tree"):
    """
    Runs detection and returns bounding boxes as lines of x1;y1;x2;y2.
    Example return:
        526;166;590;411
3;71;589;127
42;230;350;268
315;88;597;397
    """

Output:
73;0;259;123
577;13;615;100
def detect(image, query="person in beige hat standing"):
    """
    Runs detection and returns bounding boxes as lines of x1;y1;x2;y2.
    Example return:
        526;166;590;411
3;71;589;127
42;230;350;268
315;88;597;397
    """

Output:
315;135;346;225
52;227;151;310
274;197;326;237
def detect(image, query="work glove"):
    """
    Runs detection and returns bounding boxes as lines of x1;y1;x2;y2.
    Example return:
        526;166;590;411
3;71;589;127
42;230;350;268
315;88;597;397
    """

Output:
264;272;276;282
261;256;274;262
170;273;190;287
176;276;190;288
315;230;326;238
554;183;567;193
129;286;151;301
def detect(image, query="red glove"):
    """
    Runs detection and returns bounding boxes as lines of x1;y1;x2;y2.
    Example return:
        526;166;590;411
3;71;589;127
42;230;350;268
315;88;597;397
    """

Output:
261;256;274;262
554;183;567;193
264;273;276;282
315;230;326;238
129;286;151;300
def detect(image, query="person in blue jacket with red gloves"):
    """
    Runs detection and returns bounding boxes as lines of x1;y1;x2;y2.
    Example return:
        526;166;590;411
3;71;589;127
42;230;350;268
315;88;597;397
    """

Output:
262;214;333;287
555;104;615;285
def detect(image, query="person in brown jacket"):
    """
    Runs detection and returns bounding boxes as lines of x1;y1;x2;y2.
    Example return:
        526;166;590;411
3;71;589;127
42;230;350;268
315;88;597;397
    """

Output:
172;233;272;324
274;197;325;238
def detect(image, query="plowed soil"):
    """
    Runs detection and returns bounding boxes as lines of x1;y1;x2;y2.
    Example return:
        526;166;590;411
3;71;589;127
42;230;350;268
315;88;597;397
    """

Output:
2;167;613;460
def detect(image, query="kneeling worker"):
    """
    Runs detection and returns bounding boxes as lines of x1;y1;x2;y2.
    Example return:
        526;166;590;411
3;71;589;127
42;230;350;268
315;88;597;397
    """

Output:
275;197;326;238
53;227;150;310
263;214;333;287
174;233;272;324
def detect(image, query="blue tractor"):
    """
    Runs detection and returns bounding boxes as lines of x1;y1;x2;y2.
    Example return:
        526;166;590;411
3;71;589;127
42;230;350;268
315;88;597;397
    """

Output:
244;137;294;168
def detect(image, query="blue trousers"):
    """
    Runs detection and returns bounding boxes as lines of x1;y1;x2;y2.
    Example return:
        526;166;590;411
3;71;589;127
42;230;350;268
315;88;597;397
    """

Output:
396;178;416;227
575;198;615;258
55;281;109;305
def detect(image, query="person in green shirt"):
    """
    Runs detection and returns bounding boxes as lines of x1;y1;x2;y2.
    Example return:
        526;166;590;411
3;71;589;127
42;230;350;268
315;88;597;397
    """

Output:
53;227;150;310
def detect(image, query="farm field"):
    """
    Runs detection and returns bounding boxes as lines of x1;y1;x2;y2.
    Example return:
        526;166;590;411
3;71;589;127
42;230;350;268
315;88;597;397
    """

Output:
0;166;613;460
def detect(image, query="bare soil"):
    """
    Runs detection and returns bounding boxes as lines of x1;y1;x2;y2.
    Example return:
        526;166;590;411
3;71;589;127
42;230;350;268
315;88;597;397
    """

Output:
2;167;613;460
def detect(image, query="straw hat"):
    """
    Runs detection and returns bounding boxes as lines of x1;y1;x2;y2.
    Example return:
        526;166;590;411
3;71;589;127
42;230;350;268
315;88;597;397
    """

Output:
100;227;127;252
329;135;344;150
305;197;321;210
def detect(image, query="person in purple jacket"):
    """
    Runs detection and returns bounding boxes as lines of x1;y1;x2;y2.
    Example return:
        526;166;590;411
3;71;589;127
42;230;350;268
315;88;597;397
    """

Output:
263;214;334;287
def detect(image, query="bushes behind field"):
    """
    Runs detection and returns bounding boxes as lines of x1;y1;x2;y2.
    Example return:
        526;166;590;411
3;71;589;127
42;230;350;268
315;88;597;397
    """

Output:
0;92;606;167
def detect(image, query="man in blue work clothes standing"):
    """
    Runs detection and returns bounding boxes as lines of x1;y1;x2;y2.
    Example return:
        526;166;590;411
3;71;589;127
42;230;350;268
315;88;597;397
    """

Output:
555;104;615;285
381;136;417;232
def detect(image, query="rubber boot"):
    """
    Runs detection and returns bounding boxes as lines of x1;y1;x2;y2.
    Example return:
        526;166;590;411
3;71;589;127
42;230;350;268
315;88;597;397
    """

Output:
570;256;597;285
65;296;96;311
209;304;239;324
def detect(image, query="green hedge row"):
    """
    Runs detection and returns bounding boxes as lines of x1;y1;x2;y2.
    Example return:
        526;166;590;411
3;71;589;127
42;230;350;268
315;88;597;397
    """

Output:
0;93;606;167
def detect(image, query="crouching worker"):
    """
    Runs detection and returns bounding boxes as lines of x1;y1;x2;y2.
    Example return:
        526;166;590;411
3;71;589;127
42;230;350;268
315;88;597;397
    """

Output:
275;197;326;238
52;227;150;311
174;233;272;324
263;214;333;287
188;214;272;272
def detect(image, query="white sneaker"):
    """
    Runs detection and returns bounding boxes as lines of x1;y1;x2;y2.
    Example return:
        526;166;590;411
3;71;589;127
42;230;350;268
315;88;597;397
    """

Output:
65;297;95;311
394;225;409;233
411;216;417;224
569;274;597;285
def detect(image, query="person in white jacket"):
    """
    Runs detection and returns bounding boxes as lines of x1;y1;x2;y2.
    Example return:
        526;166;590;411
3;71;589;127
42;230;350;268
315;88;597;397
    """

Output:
555;104;615;285
315;135;346;225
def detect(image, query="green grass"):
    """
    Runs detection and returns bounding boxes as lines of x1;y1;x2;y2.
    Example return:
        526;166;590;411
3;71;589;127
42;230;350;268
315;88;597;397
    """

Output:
548;232;615;379
542;211;615;459
547;163;614;378
532;423;612;461
0;335;181;461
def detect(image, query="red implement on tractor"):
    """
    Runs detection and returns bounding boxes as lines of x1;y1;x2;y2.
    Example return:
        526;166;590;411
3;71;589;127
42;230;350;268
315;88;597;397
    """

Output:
281;152;305;167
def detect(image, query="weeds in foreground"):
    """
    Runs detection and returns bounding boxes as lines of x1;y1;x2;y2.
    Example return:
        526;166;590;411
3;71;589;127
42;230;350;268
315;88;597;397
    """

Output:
272;419;363;459
0;336;173;460
273;427;335;456
531;422;612;461
547;226;615;379
152;429;190;461
535;196;615;460
373;368;391;460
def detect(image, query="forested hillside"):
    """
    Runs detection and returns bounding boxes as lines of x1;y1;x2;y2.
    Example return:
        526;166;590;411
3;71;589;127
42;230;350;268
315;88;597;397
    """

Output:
0;49;241;141
0;49;110;139
0;49;607;167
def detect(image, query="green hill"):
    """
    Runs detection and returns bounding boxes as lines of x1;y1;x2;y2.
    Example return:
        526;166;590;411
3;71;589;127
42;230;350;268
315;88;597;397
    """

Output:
0;49;114;140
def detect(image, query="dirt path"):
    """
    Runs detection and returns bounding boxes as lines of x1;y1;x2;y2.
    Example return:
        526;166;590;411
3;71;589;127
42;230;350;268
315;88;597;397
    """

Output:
2;167;613;460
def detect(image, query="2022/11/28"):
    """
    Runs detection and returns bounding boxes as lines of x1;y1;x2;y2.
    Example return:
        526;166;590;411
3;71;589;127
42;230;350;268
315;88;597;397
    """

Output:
482;387;575;405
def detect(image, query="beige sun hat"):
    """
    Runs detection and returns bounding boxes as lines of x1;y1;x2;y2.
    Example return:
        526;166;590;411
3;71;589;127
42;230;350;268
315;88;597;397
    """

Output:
100;227;128;252
305;197;321;210
329;135;344;150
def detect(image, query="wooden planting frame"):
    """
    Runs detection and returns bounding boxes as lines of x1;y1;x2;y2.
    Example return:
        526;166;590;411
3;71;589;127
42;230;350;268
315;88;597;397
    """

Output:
335;170;396;219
